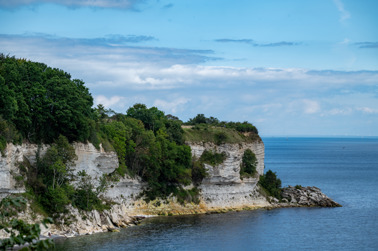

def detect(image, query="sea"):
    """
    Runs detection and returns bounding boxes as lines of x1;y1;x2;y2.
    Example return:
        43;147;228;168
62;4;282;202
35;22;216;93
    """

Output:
55;137;378;251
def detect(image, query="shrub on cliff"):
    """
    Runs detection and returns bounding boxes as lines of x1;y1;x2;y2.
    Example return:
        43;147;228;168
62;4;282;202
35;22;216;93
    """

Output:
73;171;110;211
200;150;227;166
19;135;112;218
191;159;209;185
259;170;282;200
240;149;257;178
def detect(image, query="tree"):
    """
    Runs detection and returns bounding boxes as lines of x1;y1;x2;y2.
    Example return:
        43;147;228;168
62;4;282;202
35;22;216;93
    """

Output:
240;149;257;177
126;103;165;133
38;135;77;189
0;54;94;143
187;114;207;125
259;170;282;199
73;171;104;211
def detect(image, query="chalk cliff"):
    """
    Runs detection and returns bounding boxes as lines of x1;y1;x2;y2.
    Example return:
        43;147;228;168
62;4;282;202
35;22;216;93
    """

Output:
187;141;268;209
0;138;339;238
0;139;269;235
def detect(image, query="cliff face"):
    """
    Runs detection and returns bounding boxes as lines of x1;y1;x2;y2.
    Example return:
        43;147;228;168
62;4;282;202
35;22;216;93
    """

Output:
0;139;267;206
0;143;120;199
0;143;47;199
187;140;268;209
0;139;268;236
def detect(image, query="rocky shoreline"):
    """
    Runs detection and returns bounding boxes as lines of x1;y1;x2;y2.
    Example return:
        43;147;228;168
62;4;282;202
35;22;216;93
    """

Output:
0;141;341;243
272;186;342;208
0;185;341;248
39;185;341;240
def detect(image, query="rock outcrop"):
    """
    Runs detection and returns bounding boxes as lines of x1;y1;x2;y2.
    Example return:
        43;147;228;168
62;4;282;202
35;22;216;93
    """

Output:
278;186;342;207
0;143;48;199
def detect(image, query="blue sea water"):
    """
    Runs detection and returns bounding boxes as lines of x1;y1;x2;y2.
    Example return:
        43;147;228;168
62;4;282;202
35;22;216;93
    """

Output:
55;137;378;251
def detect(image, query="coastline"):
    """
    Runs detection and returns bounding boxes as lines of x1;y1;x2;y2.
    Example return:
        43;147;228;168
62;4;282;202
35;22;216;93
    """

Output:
35;185;341;240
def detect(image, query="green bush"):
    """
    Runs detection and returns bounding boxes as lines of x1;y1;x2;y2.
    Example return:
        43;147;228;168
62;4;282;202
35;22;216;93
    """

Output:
215;131;228;145
295;184;302;189
240;149;257;178
199;150;226;166
191;160;208;185
41;186;71;216
72;171;110;211
176;187;200;205
259;170;282;199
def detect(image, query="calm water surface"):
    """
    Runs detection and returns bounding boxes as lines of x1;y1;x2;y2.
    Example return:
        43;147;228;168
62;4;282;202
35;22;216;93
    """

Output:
55;137;378;250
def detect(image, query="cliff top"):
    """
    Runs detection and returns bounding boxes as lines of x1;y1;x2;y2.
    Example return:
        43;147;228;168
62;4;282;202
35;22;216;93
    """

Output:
183;124;261;144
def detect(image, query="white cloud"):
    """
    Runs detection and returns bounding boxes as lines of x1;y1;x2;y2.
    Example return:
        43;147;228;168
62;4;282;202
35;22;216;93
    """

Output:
153;97;190;114
333;0;351;22
357;107;378;114
94;95;126;108
1;35;377;92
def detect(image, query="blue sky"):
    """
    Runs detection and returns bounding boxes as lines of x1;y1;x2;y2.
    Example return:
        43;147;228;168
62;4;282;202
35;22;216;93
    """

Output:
1;0;377;136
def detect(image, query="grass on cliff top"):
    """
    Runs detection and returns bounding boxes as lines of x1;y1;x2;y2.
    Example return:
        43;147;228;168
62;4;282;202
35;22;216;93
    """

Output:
183;124;260;144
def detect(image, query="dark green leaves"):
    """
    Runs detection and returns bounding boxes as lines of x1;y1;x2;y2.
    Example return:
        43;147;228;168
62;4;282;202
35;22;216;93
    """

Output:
240;149;257;178
259;170;282;199
0;54;93;143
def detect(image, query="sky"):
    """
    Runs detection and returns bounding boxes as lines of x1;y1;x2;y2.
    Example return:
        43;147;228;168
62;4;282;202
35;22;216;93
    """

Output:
0;0;377;136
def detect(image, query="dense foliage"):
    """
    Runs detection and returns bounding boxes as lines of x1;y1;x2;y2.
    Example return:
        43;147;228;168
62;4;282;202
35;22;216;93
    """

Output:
93;104;192;201
240;149;257;178
0;54;93;143
259;170;282;199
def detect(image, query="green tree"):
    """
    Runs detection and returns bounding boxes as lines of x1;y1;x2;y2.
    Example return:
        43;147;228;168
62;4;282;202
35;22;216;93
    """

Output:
187;114;207;125
126;104;165;133
259;170;282;199
0;54;94;143
240;149;257;177
24;135;77;216
73;171;105;211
